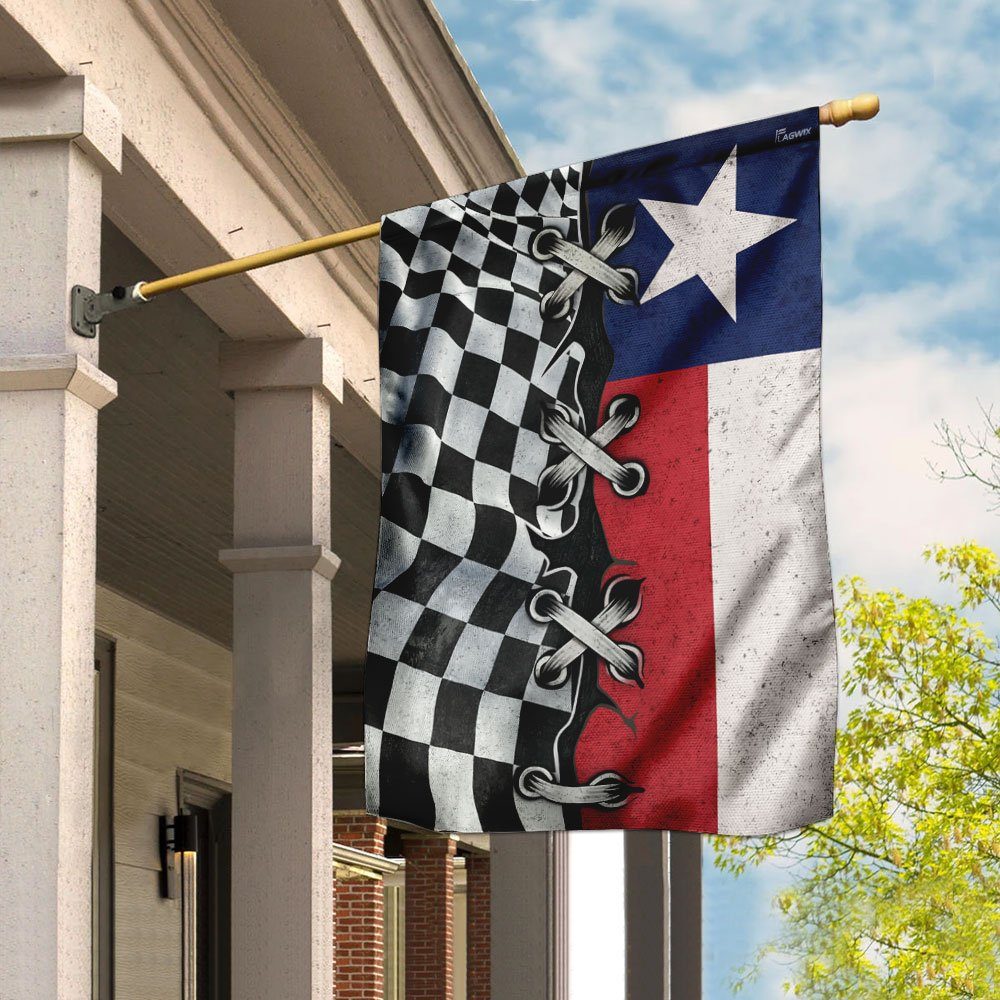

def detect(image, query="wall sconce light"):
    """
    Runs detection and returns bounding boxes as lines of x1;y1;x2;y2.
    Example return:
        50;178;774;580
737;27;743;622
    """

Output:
159;813;198;899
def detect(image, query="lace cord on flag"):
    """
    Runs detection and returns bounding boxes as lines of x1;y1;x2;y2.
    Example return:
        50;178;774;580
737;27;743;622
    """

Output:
512;202;649;810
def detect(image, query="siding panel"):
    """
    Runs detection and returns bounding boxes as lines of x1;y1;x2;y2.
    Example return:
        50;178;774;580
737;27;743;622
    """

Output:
99;587;232;997
114;866;183;1000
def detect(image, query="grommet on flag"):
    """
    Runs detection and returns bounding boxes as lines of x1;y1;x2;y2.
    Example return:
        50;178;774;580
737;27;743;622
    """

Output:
537;394;644;515
530;213;638;317
517;767;642;809
529;578;644;690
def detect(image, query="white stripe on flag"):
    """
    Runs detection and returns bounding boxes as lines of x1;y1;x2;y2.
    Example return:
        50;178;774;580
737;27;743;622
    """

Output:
708;348;838;834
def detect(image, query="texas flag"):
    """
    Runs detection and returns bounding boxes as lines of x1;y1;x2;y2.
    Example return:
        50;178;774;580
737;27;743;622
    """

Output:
581;110;838;833
366;108;838;835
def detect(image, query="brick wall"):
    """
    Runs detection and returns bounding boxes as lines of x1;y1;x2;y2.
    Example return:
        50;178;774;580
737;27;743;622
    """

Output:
332;819;487;1000
334;813;388;1000
465;854;491;1000
402;835;457;1000
334;813;388;857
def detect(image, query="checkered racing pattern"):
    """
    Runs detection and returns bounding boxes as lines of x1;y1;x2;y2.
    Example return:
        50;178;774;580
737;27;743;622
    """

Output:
365;165;590;832
367;110;837;838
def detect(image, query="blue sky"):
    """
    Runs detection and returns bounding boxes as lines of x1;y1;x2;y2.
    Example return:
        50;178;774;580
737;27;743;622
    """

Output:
433;1;999;996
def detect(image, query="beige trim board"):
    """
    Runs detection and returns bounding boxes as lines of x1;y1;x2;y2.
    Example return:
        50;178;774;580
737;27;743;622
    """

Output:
123;0;375;323
219;544;341;579
220;338;344;403
332;842;404;877
0;76;122;173
0;354;118;409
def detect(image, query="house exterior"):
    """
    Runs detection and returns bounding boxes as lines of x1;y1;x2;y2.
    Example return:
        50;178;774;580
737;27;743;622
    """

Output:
0;1;699;997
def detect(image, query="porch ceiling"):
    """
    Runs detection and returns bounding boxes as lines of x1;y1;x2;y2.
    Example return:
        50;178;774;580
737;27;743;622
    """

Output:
99;222;376;733
208;0;520;219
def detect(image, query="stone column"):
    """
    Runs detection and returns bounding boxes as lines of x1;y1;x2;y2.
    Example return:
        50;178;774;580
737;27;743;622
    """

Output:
465;852;492;1000
333;811;388;999
220;338;342;1000
402;834;458;1000
490;832;569;1000
668;831;702;996
0;77;120;1000
624;831;669;998
624;830;701;999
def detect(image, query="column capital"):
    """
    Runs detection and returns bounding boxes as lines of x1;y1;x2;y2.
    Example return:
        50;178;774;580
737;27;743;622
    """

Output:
220;337;343;404
0;354;117;409
0;76;122;173
219;543;340;579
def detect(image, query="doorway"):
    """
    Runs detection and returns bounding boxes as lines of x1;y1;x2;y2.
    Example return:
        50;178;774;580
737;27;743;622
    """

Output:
178;771;232;1000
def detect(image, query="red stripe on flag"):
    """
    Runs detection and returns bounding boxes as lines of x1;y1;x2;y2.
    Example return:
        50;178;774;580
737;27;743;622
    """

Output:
577;365;718;831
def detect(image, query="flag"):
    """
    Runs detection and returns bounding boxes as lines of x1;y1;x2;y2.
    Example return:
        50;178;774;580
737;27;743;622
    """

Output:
365;108;838;834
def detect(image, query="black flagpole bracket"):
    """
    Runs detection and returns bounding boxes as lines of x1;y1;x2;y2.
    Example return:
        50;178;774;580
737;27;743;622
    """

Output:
71;282;147;338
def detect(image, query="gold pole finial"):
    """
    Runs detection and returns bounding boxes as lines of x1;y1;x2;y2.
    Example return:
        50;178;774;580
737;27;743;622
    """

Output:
820;93;880;126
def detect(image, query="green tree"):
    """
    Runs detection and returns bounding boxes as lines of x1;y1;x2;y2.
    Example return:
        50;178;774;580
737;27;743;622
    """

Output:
712;543;1000;997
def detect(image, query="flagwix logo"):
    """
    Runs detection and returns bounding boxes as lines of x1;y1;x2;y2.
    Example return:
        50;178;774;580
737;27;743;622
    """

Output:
775;125;814;143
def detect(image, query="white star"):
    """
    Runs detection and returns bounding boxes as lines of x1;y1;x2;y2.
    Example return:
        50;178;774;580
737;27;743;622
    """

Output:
639;145;796;320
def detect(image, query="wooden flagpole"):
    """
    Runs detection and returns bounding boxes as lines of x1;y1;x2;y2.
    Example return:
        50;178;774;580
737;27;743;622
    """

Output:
72;94;878;334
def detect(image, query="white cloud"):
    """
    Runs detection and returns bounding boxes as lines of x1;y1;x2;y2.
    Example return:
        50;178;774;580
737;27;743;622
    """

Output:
502;0;995;277
823;275;1000;598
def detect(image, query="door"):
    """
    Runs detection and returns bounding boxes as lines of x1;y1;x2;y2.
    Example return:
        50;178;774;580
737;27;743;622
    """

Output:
179;772;232;1000
93;638;114;1000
